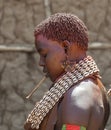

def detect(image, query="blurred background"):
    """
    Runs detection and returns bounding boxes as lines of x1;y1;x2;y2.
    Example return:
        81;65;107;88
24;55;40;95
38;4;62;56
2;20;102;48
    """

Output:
0;0;111;130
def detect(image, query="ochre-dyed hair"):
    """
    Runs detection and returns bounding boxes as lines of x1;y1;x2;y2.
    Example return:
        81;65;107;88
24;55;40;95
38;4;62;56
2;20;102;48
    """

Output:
34;13;88;50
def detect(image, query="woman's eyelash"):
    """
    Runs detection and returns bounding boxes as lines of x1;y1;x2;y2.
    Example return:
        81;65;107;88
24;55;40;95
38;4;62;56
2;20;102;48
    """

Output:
43;54;47;58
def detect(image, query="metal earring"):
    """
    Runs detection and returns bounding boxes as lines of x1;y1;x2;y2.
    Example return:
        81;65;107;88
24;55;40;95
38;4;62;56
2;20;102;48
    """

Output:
61;55;76;72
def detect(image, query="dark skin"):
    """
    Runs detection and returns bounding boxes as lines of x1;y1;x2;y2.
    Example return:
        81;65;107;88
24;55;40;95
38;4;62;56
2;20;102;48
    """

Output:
56;79;104;130
24;34;105;130
35;35;86;81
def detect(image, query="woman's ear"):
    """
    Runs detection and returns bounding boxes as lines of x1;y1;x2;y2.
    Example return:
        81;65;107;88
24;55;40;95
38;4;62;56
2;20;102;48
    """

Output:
62;40;71;53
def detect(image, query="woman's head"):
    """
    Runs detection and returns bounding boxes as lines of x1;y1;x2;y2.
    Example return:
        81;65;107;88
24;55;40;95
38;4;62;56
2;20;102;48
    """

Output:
35;13;88;81
35;13;88;50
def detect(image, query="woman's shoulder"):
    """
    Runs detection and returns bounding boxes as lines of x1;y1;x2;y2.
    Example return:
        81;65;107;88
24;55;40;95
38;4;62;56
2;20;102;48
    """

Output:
59;78;104;126
65;78;100;99
63;78;103;108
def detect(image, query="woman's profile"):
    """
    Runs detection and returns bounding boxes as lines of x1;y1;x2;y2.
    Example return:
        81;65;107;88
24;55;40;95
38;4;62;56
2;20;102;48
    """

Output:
24;13;110;130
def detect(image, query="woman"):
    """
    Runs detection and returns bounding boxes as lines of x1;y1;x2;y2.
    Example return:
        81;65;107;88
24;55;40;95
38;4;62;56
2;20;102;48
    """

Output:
24;13;110;130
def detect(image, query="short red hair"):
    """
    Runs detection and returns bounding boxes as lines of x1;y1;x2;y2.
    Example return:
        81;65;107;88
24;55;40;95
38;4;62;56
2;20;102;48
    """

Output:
34;13;88;50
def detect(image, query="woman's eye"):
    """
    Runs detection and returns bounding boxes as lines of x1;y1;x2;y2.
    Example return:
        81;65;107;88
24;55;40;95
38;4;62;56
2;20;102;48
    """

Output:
43;54;47;58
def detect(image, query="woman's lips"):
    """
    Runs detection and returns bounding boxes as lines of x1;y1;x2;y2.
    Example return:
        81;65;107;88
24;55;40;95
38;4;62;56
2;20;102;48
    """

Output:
43;69;49;77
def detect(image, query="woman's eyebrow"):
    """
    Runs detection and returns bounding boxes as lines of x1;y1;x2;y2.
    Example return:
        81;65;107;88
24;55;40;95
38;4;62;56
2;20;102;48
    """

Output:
37;48;47;54
37;48;43;53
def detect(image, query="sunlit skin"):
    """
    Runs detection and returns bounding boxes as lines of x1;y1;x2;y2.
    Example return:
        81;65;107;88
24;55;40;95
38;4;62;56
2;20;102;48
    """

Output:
35;35;66;81
24;35;105;130
33;35;104;130
24;12;109;130
35;35;86;82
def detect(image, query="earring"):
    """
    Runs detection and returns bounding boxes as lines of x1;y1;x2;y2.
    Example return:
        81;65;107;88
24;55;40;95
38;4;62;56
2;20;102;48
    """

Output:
61;55;76;72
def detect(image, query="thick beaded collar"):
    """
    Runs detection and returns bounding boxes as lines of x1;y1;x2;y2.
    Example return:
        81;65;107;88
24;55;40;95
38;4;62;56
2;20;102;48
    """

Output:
26;56;100;129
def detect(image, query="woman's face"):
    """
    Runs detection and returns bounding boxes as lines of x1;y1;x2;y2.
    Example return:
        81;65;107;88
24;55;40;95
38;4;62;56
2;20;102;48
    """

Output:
35;35;66;82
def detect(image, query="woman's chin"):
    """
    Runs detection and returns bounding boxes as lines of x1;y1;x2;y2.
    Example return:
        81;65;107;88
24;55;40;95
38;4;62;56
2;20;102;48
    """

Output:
50;77;55;82
48;75;57;82
44;73;55;82
47;72;65;82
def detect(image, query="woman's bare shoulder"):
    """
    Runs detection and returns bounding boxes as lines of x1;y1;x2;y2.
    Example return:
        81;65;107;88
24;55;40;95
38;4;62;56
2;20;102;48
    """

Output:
59;78;104;126
64;78;101;103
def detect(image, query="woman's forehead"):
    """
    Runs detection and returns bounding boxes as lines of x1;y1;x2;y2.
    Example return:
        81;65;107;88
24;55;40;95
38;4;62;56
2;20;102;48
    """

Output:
36;41;48;52
35;34;62;48
36;34;48;42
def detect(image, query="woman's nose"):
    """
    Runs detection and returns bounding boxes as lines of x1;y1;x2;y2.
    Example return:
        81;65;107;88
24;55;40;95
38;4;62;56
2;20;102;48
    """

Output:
39;56;45;66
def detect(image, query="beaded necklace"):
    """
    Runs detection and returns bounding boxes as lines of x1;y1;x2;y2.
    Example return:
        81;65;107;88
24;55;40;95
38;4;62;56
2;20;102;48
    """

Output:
26;56;100;129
